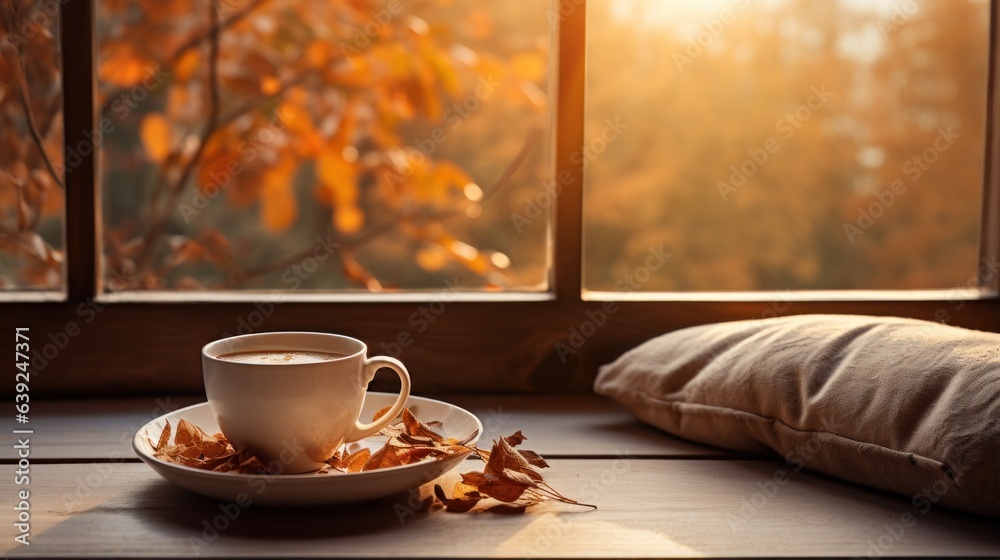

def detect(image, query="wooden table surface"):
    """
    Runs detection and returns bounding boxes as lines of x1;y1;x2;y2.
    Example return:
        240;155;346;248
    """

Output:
2;395;998;558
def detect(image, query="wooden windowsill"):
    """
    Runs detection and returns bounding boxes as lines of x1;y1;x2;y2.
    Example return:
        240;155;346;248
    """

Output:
2;395;998;558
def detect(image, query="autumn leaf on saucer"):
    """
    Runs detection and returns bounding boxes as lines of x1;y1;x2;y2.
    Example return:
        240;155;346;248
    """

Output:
149;419;239;470
360;406;473;470
151;406;472;475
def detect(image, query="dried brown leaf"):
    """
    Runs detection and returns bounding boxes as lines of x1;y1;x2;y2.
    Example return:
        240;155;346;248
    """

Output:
453;480;482;501
148;414;585;510
344;447;372;472
460;471;489;487
477;472;531;502
434;484;481;513
326;448;346;467
180;446;202;459
395;432;437;447
174;419;205;446
167;450;239;469
199;440;229;459
212;455;240;472
500;468;537;487
396;446;436;465
472;447;492;463
236;450;268;474
151;420;171;452
485;436;544;483
155;444;187;457
403;407;445;442
362;443;403;471
377;423;406;438
519;449;550;469
504;430;527;446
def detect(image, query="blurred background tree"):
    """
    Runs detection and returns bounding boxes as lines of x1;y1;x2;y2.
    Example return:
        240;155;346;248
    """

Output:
0;0;990;294
585;0;987;291
96;0;550;291
0;0;65;291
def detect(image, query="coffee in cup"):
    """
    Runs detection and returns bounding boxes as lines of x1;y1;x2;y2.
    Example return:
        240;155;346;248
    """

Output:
201;332;410;473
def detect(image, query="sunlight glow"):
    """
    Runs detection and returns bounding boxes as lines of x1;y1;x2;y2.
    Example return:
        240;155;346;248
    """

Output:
464;182;484;201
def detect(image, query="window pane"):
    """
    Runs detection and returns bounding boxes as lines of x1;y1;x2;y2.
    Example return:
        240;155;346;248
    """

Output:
96;0;550;293
0;3;65;294
584;0;987;291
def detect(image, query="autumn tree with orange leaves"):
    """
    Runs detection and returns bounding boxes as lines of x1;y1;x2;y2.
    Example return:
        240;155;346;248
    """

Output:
4;0;987;294
0;0;65;290
0;0;550;292
95;0;549;292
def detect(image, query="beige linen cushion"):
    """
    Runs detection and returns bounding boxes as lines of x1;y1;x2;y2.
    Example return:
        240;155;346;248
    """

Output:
594;314;1000;516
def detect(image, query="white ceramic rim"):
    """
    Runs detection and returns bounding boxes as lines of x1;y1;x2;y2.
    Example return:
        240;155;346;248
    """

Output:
201;331;367;367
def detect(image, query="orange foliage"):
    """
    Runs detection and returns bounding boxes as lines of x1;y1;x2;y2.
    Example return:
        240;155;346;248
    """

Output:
0;0;65;290
584;0;988;291
140;114;172;163
90;0;548;291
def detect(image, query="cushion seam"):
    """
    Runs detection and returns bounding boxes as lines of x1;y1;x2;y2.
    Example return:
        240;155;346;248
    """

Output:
612;386;951;470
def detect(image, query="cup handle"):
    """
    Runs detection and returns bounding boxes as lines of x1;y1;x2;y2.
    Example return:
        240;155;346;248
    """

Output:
346;356;411;442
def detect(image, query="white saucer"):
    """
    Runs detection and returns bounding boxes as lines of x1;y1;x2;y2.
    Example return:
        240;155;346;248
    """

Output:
132;393;482;507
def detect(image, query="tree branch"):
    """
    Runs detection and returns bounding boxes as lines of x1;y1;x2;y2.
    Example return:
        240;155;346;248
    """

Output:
133;2;223;279
97;0;269;117
342;124;543;250
216;69;316;128
141;67;318;235
1;41;65;189
240;126;543;281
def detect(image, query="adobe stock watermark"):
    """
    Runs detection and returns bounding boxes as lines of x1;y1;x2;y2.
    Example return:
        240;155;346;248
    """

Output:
221;234;340;337
726;421;840;530
843;126;958;244
177;106;295;223
673;0;750;72
57;64;171;177
718;85;834;201
520;451;633;558
908;255;999;338
61;397;181;512
877;0;928;39
378;278;464;358
744;290;794;329
338;0;403;56
28;266;136;374
511;116;628;233
381;75;500;190
555;245;671;362
546;0;584;27
394;405;513;524
187;439;309;555
854;460;970;559
2;0;68;48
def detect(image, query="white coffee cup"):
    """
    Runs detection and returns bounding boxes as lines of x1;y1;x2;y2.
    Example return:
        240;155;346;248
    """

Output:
201;332;410;474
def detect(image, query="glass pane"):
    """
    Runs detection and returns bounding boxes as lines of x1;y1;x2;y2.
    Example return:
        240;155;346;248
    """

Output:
0;2;65;294
584;0;987;291
96;0;550;293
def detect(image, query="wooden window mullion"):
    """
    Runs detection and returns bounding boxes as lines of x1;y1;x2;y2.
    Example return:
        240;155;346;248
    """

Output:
61;0;97;301
980;0;1000;292
554;0;586;302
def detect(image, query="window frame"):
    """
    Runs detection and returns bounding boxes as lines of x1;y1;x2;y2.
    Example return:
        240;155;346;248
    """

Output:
3;0;998;397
